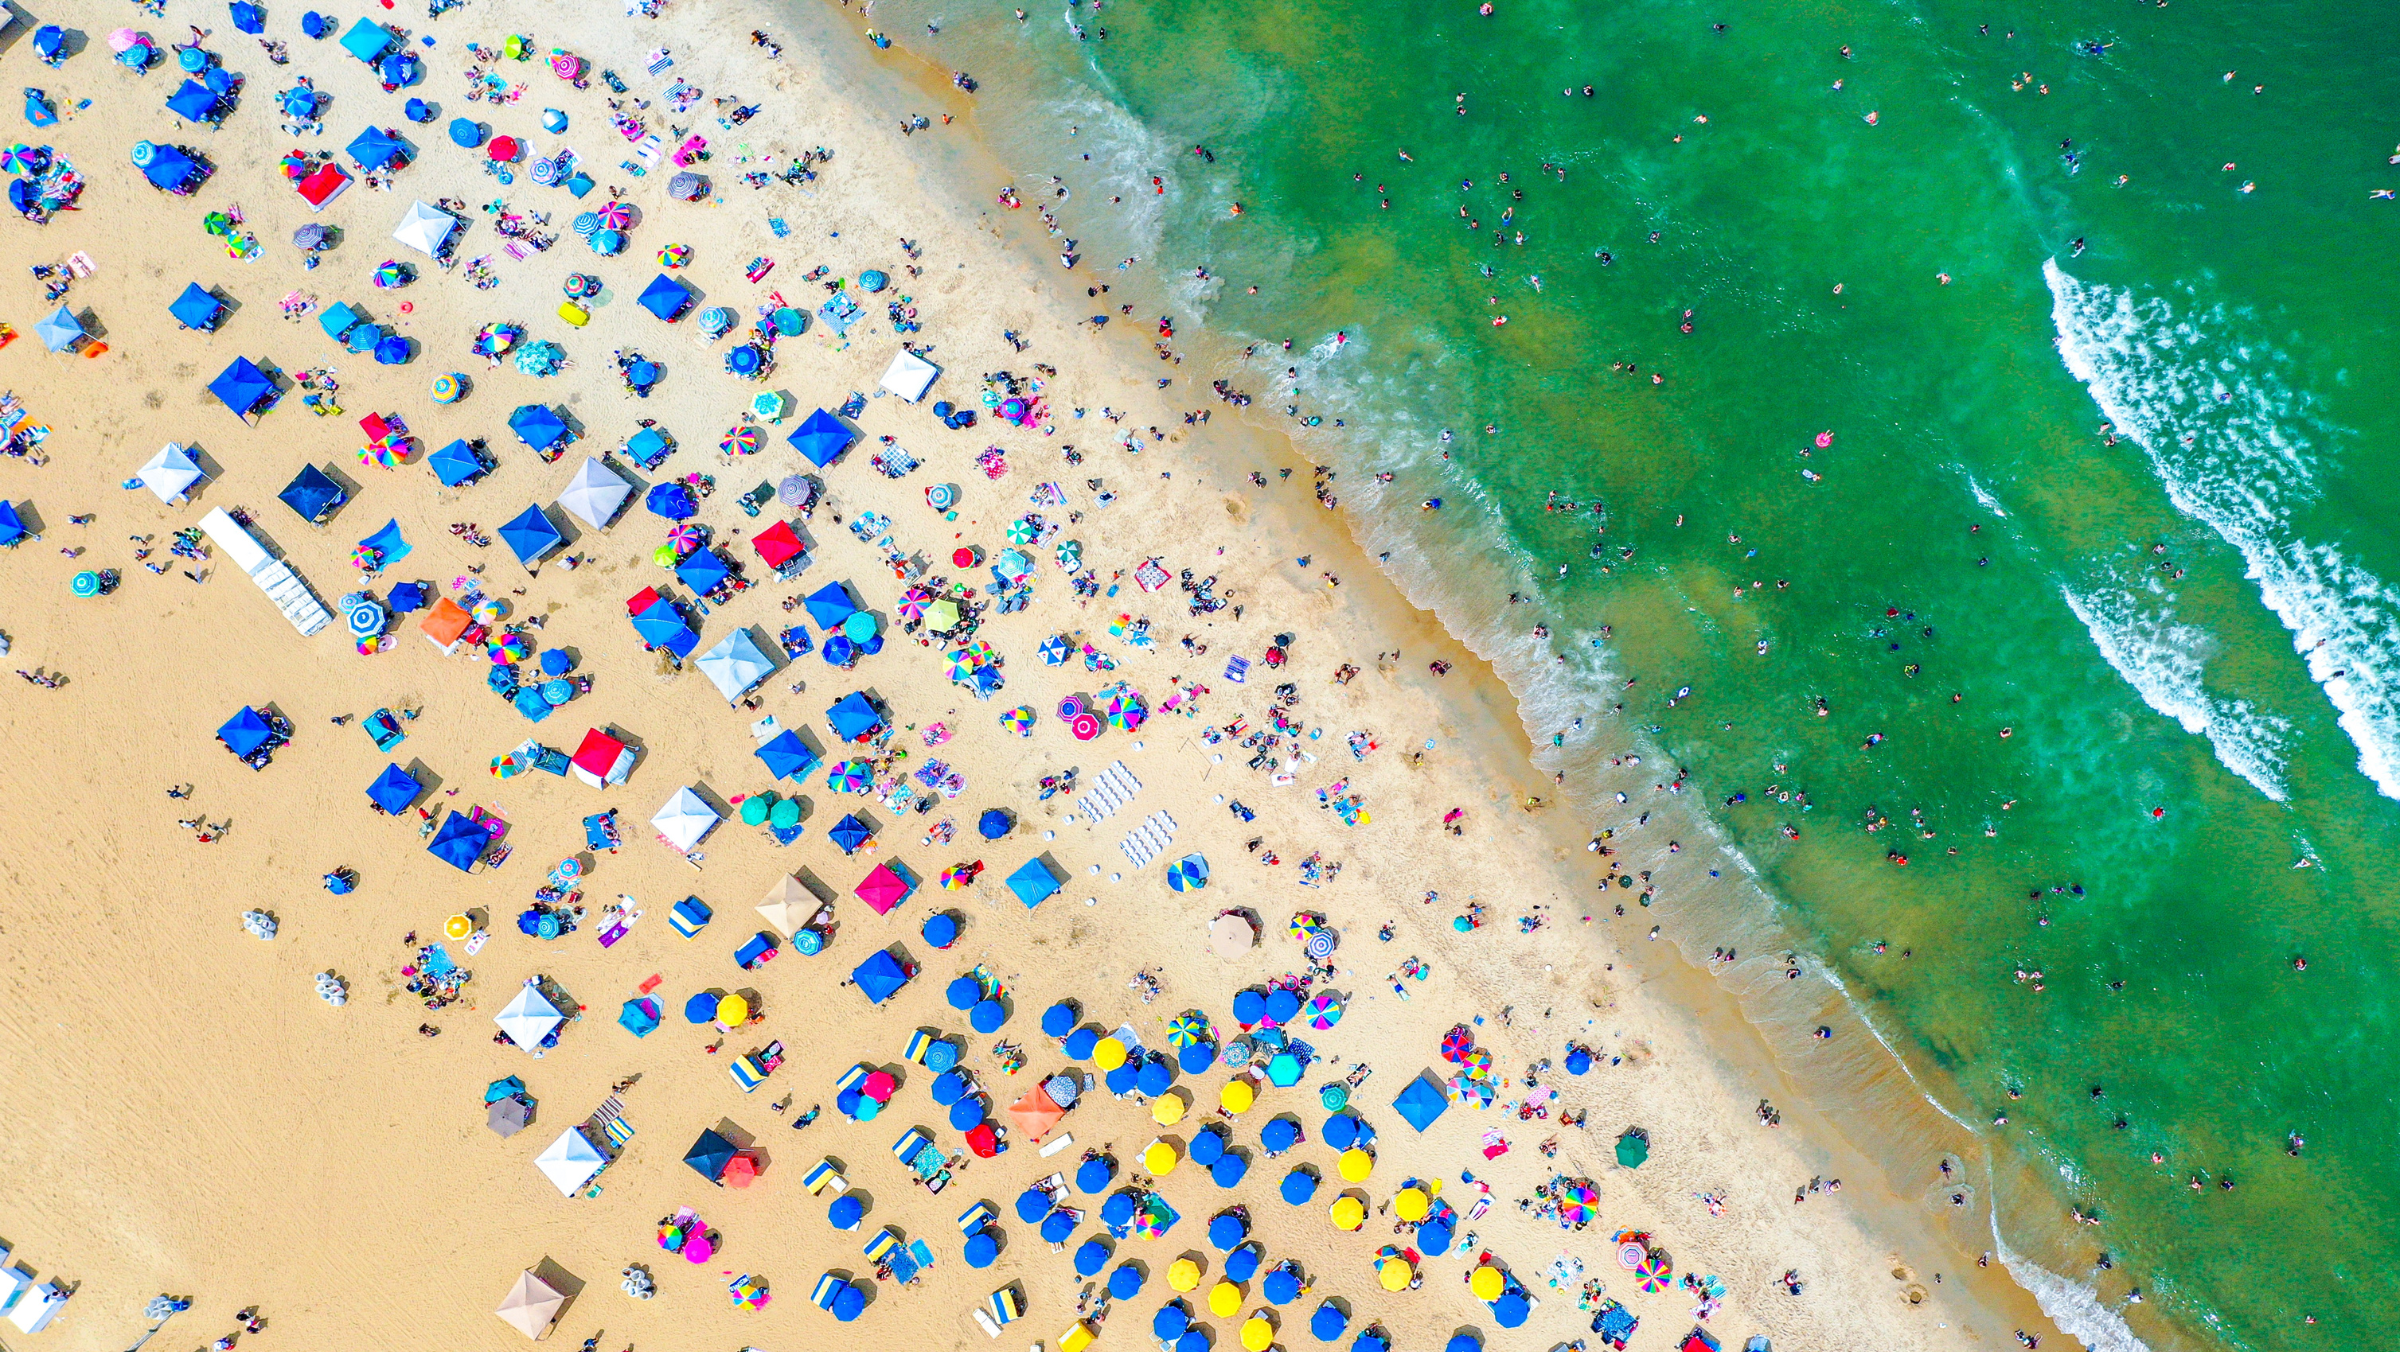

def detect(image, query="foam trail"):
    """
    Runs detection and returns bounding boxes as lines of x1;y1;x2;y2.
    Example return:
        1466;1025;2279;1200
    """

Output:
1994;1220;2154;1352
2047;259;2400;798
2059;585;2292;801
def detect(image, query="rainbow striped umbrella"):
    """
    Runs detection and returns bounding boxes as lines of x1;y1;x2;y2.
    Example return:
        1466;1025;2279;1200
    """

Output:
666;523;703;553
720;424;761;455
999;705;1035;735
1634;1252;1672;1292
825;759;874;793
897;588;931;622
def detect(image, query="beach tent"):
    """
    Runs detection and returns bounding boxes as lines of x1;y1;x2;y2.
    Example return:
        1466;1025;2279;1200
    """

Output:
757;876;815;937
684;1129;737;1183
570;729;635;788
427;811;488;871
852;948;911;1004
498;505;565;567
366;762;421;814
345;125;409;172
420;597;474;654
209;357;276;420
339;17;396;62
1007;856;1063;909
0;504;23;549
619;996;661;1037
555;457;631;530
494;1271;566;1340
319;302;364;343
534;1126;605;1195
855;862;913;915
34;306;83;353
141;144;202;193
496;985;565;1051
167;78;224;125
674;548;730;596
696;628;778;702
826;692;883;741
392;199;456;257
788;408;855;468
279;465;344;523
168;283;226;331
219;707;275;757
652;786;721;852
636;273;694;322
136;443;206;503
752;519;804;571
879;349;940;403
754;729;819;782
428;439;487;486
1391;1073;1450;1133
296;161;352;210
509;404;570;453
803;582;859;631
629;596;698;659
1008;1084;1067;1142
829;814;873;854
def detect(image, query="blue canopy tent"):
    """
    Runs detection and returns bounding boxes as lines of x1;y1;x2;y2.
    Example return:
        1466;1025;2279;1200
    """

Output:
828;814;873;853
32;26;67;61
319;301;363;343
230;3;267;34
339;18;396;63
209;357;275;419
139;144;203;192
497;505;565;567
278;464;345;523
788;408;855;468
753;729;819;782
852;948;911;1004
684;1128;736;1183
345;126;409;172
427;439;488;486
168;283;225;331
426;811;488;871
166;79;225;125
34;306;84;353
618;997;661;1037
0;503;25;548
803;582;858;630
1391;1073;1451;1133
630;598;699;660
644;482;696;520
674;547;731;595
826;692;883;741
218;707;275;757
636;273;694;322
508;403;569;454
366;763;421;814
1006;857;1063;909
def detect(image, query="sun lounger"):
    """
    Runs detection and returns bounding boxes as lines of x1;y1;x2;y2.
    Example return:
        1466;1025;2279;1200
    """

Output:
861;1226;899;1263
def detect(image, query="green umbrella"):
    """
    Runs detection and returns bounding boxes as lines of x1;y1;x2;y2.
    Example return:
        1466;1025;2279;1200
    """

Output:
769;797;801;830
69;571;101;598
1006;517;1038;545
925;598;960;632
1615;1130;1649;1169
740;794;773;826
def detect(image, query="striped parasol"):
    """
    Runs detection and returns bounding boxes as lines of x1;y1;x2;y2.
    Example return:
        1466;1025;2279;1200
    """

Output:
999;705;1035;735
571;211;601;237
344;598;384;637
1440;1024;1475;1064
1007;517;1038;544
1633;1251;1672;1292
825;759;874;793
719;424;761;455
897;588;931;622
596;201;632;230
1306;928;1338;961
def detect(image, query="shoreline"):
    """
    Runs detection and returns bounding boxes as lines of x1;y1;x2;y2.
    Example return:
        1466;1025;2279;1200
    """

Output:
0;2;2067;1351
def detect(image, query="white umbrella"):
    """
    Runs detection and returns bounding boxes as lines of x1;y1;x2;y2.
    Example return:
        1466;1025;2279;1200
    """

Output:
878;349;939;403
651;786;719;852
532;1127;605;1196
392;199;457;258
136;443;205;503
554;456;630;530
493;985;563;1051
695;627;776;702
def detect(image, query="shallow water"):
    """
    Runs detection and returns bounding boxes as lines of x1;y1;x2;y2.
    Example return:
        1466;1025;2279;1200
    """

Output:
828;0;2400;1343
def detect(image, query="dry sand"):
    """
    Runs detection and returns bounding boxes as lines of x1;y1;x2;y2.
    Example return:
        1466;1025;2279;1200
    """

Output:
0;2;2063;1350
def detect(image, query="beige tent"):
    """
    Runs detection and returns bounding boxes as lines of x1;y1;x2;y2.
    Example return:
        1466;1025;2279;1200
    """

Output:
495;1270;566;1340
756;875;814;937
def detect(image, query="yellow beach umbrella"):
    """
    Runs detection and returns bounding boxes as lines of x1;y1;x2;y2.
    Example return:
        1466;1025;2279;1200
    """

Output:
1168;1258;1202;1292
1219;1079;1255;1114
1337;1148;1373;1182
1208;1281;1243;1318
1143;1141;1179;1176
1152;1091;1189;1126
1093;1036;1128;1070
1394;1187;1429;1221
1470;1266;1505;1301
716;993;750;1026
1241;1315;1276;1351
1378;1259;1413;1292
1329;1196;1364;1231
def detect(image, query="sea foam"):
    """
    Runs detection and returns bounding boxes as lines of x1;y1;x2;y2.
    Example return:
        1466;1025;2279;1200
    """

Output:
2058;584;2292;801
2046;259;2400;799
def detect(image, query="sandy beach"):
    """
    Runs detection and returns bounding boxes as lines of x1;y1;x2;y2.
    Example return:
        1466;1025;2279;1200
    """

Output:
0;2;2068;1350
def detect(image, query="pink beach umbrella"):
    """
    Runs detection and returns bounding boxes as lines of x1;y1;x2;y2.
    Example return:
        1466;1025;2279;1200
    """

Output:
108;27;144;51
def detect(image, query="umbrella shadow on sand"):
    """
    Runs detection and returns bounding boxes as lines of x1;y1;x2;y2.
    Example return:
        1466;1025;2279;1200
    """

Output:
530;1256;584;1306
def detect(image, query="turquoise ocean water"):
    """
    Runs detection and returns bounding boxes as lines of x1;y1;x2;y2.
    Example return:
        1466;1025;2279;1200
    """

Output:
825;0;2400;1344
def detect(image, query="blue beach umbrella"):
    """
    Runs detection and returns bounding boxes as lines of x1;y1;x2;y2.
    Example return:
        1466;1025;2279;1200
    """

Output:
1109;1263;1144;1300
1063;1027;1099;1061
1492;1292;1529;1328
1104;1062;1139;1097
1279;1167;1317;1205
1188;1126;1225;1167
1224;1242;1262;1283
946;976;981;1010
1322;1112;1359;1150
1099;1190;1137;1229
930;1072;966;1106
948;1097;986;1132
1014;1189;1049;1224
828;1194;864;1230
970;998;1007;1034
1206;1212;1246;1250
1211;1152;1249;1189
1073;1238;1109;1276
1310;1302;1348;1342
1042;1002;1078;1038
964;1232;998;1267
1179;1041;1217;1074
1154;1302;1190;1341
1231;989;1266;1025
1264;1268;1302;1305
1075;1156;1113;1194
921;912;959;948
1039;1208;1076;1245
1137;1059;1174;1097
1261;1117;1299;1153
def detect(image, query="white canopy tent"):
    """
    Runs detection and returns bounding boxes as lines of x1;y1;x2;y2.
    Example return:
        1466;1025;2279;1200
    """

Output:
495;1270;567;1340
555;457;631;530
136;443;205;504
878;349;939;403
756;875;814;937
493;985;564;1052
651;786;720;853
695;628;777;702
393;200;458;258
533;1127;605;1196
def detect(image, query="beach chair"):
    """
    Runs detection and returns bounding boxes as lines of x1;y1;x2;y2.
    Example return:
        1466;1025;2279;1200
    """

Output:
835;1063;868;1098
1058;1319;1098;1352
801;1158;842;1194
808;1273;843;1311
730;1053;768;1092
668;896;711;938
891;1127;932;1167
955;1200;996;1235
903;1028;935;1065
861;1226;899;1263
988;1286;1022;1327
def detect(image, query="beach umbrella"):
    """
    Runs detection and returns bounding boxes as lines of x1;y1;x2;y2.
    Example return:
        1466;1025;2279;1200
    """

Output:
1151;1093;1187;1127
921;912;960;948
1102;1190;1141;1228
963;1232;998;1267
1418;1217;1454;1254
682;991;719;1024
1337;1148;1373;1183
1445;1337;1481;1352
1189;1126;1226;1168
1154;1302;1190;1341
1264;988;1302;1026
1063;1027;1099;1061
1039;1209;1076;1245
720;424;761;455
1074;1239;1110;1277
1220;1080;1256;1115
345;596;386;637
1243;1316;1276;1351
374;334;411;365
828;1194;863;1230
1308;1301;1349;1342
970;998;1007;1034
1014;1189;1050;1224
1180;1041;1218;1075
1265;1053;1303;1088
1168;1259;1201;1293
898;590;931;623
978;807;1014;840
668;171;705;200
1232;989;1266;1025
596;201;633;229
1205;1281;1243;1319
1167;854;1209;892
1076;1155;1114;1194
1329;1196;1365;1231
430;373;464;404
0;144;45;175
1092;1037;1128;1071
945;975;982;1010
1558;1179;1599;1226
1303;993;1346;1031
1377;1258;1415;1293
831;1282;866;1322
68;570;100;599
1000;705;1035;735
1166;1012;1209;1048
1440;1025;1475;1064
1265;1269;1303;1306
1176;1333;1209;1352
1634;1251;1671;1292
1211;1153;1249;1189
1491;1292;1529;1328
1259;1117;1299;1153
739;795;772;826
1041;1002;1078;1039
1206;1212;1247;1252
1321;1112;1358;1150
949;1097;985;1132
1279;1168;1318;1206
592;229;625;255
1137;1059;1174;1097
929;1072;966;1106
1395;1187;1429;1222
